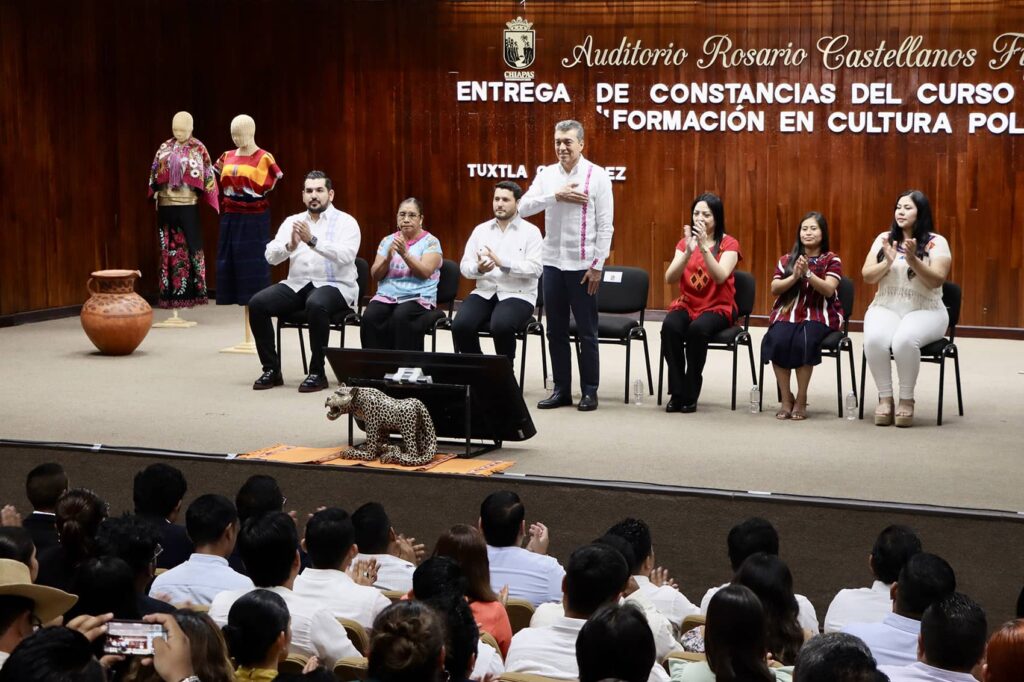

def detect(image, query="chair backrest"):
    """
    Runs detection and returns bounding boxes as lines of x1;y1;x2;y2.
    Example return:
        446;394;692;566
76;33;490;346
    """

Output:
505;597;536;635
437;259;460;309
837;276;855;331
678;613;705;637
598;266;649;315
355;257;370;309
333;656;369;681
280;653;310;675
381;589;405;603
732;270;755;323
480;631;501;655
338;617;370;655
942;281;962;337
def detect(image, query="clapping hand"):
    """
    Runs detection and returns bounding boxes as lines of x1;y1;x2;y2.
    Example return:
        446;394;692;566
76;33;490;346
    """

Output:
903;237;918;262
881;240;899;264
793;255;809;279
393;235;409;258
682;225;698;254
1;504;21;527
484;247;503;269
525;522;550;555
649;566;679;590
348;558;379;586
395;534;426;564
294;220;313;244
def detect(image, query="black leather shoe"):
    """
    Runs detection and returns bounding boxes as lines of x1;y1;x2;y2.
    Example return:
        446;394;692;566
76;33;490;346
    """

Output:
537;392;573;409
665;396;683;413
680;403;698;413
577;394;598;411
253;370;283;390
298;373;329;393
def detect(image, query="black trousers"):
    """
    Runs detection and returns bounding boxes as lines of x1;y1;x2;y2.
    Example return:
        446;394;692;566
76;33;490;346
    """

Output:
249;283;351;375
360;300;433;351
661;309;730;404
451;294;535;363
544;266;599;396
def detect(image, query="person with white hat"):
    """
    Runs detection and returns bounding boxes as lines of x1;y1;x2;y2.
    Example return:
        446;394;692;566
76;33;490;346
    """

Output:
0;557;78;669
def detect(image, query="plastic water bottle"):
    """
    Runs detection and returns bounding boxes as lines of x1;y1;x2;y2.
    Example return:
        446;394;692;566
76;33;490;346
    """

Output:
632;379;644;406
845;391;858;420
749;385;761;413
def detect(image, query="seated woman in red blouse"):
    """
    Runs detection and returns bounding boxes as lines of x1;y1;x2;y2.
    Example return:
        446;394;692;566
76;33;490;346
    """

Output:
761;212;843;420
662;193;742;413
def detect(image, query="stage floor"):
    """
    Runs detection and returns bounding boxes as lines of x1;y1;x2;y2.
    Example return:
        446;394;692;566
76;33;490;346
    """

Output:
2;305;1022;512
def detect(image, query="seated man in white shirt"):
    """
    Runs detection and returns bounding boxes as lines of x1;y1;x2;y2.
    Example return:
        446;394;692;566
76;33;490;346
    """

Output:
479;491;564;606
149;494;253;606
249;170;362;393
700;516;819;634
792;632;887;682
576;602;657;682
293;507;391;629
825;524;922;633
879;593;986;682
605;518;700;631
208;511;359;664
844;553;956;666
451;181;543;365
505;543;667;682
352;502;423;593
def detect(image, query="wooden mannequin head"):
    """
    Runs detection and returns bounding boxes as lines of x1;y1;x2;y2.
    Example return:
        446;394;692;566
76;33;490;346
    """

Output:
171;111;193;143
230;114;257;154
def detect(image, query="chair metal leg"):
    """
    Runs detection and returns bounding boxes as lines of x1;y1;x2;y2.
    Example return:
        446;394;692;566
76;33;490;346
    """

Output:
746;338;757;386
657;349;665;406
730;345;739;410
641;333;654;395
298;329;309;375
845;341;858;408
275;321;283;371
518;334;527;391
858;351;867;420
758;358;765;411
937;353;946;426
624;339;632;404
835;351;844;418
953;349;964;416
540;327;549;387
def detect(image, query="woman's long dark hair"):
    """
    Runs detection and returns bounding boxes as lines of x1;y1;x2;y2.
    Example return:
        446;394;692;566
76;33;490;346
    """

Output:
432;524;500;603
733;552;804;666
877;189;933;262
691;192;726;255
55;489;108;566
222;589;290;668
705;584;775;682
778;211;830;310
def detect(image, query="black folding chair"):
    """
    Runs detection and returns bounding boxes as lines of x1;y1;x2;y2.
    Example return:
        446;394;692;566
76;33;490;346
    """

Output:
859;281;963;425
422;259;461;352
657;270;757;410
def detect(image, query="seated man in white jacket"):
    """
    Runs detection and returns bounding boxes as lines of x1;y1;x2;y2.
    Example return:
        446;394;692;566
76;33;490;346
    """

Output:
505;543;669;682
208;511;359;664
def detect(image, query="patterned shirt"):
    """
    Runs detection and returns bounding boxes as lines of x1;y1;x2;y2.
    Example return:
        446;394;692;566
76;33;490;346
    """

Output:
668;234;742;320
372;230;443;308
214;148;283;213
769;251;844;329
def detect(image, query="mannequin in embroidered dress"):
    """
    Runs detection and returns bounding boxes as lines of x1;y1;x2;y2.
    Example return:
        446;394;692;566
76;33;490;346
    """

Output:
147;111;220;327
215;115;283;353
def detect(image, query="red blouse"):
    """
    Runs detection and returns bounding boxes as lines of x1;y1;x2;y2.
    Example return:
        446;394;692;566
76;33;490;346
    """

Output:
668;234;742;320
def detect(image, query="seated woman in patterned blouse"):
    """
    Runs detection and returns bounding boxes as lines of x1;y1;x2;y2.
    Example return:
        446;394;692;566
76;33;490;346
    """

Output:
761;212;844;420
361;197;443;351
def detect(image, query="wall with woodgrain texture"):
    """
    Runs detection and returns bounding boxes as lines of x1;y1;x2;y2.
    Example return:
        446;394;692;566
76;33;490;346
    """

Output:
2;1;1022;328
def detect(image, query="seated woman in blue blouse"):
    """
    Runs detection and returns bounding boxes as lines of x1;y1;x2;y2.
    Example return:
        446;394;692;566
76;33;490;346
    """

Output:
360;197;443;351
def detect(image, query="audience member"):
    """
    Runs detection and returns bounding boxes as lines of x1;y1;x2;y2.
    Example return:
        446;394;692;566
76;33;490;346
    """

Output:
981;618;1024;682
421;590;483;682
843;553;956;666
149;494;253;605
577;602;657;682
506;542;668;681
701;517;819;633
208;511;358;663
36;488;108;592
879;593;986;682
222;589;301;680
95;515;176;616
231;474;291;573
433;523;513;656
352;502;424;593
67;555;145;621
0;528;38;581
733;552;805;666
123;609;234;682
793;632;888;682
479;491;564;606
22;463;67;552
368;600;447;682
0;558;77;670
293;507;391;628
825;525;922;633
133;464;193;570
606;517;700;628
670;584;777;682
0;625;105;681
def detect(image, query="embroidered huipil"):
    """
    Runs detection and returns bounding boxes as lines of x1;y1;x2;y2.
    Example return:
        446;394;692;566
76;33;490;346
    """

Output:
264;205;362;307
769;251;844;329
868;232;950;312
214;148;283;213
518;156;614;271
147;137;219;210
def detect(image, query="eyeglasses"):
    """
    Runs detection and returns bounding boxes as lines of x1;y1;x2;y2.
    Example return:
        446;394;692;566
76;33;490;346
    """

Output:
30;612;42;630
151;544;164;563
397;212;421;219
281;496;288;507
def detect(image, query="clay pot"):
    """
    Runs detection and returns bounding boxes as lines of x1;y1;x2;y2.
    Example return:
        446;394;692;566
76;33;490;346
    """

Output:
80;270;153;355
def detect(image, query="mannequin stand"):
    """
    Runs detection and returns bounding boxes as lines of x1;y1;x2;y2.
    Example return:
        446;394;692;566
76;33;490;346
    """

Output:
219;307;257;354
153;309;197;328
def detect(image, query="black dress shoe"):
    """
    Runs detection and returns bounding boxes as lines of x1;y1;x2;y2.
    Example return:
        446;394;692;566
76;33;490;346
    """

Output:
537;391;573;409
680;403;698;413
665;396;683;413
577;394;598;411
298;373;329;393
253;370;283;390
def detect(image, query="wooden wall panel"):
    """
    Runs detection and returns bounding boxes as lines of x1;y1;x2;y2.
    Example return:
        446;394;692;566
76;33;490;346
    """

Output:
1;0;1022;330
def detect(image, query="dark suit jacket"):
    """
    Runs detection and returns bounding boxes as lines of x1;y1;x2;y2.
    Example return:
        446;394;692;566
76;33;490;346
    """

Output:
23;512;59;552
138;514;194;571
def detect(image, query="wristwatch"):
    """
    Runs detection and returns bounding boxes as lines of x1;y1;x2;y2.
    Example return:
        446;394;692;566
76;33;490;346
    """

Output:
307;235;318;248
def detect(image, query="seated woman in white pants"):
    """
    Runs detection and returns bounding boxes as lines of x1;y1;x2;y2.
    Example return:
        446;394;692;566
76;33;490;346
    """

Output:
861;190;951;427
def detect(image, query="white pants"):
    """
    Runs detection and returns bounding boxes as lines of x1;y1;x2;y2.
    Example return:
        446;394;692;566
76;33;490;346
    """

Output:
863;304;948;400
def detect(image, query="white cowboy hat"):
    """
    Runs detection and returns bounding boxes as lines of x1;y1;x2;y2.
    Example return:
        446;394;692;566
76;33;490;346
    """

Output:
0;559;77;623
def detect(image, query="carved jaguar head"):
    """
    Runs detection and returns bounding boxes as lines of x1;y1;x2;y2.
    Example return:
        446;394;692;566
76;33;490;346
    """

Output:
325;385;357;421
